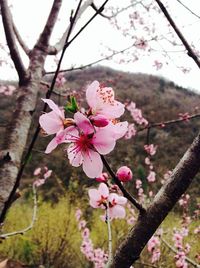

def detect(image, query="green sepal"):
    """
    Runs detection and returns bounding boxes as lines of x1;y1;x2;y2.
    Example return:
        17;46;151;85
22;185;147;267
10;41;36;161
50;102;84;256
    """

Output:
64;95;79;113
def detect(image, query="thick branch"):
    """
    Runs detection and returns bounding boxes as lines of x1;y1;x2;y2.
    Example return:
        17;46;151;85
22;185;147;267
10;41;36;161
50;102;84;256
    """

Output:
155;0;200;69
36;0;63;51
48;0;93;54
111;132;200;267
0;0;27;82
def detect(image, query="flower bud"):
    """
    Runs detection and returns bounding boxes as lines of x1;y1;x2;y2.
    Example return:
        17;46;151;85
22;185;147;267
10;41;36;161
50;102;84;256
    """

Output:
116;166;133;182
89;115;109;127
96;172;108;182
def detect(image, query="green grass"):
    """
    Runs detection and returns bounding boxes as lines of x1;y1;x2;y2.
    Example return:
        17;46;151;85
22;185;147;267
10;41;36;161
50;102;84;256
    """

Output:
0;196;199;268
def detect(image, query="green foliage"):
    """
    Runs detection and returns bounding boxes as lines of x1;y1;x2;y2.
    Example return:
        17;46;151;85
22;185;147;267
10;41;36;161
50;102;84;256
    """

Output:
0;196;199;267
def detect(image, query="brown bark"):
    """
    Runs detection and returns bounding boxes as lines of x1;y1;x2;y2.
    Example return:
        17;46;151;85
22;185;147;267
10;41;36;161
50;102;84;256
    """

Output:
0;0;63;221
111;132;200;267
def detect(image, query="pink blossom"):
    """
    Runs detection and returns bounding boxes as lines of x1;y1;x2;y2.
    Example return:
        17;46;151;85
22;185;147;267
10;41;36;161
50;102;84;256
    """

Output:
55;72;66;87
88;183;109;209
75;209;82;221
45;128;71;154
96;172;108;183
144;144;157;156
86;81;125;119
108;193;127;219
33;167;41;176
116;166;133;182
126;102;148;126
136;179;142;189
145;157;151;165
179;112;190;122
44;169;52;179
33;178;46;187
147;236;161;263
153;60;163;70
124;123;137;139
147;171;156;183
147;236;160;252
88;183;127;220
39;99;66;135
135;37;148;50
67;112;127;178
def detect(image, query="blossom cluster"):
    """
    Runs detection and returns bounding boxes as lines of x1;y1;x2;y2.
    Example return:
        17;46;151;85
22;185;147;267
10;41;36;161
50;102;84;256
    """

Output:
39;81;128;178
88;182;127;220
33;166;52;187
147;234;161;263
75;209;108;268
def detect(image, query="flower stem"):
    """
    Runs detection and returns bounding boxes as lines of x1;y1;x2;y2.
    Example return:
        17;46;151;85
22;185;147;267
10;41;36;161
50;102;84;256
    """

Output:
105;203;113;268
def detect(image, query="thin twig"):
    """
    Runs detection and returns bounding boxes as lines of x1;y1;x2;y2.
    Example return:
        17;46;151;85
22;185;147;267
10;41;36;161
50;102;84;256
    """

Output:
135;261;158;268
138;113;200;132
12;20;30;55
101;155;146;214
161;237;200;268
176;0;200;20
45;43;135;75
0;184;37;239
155;0;200;69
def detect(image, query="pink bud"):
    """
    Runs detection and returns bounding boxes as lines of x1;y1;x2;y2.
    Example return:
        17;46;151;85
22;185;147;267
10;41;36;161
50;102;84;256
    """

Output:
89;115;109;127
116;166;133;182
96;172;108;182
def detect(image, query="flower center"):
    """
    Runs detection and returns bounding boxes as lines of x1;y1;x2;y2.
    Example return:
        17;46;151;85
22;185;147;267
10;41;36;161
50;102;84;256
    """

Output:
77;133;93;152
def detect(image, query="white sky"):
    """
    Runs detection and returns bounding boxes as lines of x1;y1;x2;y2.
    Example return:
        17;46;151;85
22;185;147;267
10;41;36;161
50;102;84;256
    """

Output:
1;0;200;92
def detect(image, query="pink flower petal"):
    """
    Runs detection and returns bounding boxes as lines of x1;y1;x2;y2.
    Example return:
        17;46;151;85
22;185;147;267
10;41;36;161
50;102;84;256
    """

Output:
67;144;83;167
86;81;99;108
92;128;116;155
45;136;59;154
88;189;101;208
107;121;128;140
74;112;94;135
39;111;64;134
45;130;67;153
98;182;109;197
109;205;126;219
98;101;125;119
42;98;64;118
115;196;127;205
82;149;103;178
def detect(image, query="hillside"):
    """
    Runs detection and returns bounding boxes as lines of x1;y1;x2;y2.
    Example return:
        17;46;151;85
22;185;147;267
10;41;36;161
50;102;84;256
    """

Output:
0;66;200;200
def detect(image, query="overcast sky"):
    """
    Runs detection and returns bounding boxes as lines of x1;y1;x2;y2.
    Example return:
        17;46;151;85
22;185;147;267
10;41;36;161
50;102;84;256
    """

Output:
1;0;200;92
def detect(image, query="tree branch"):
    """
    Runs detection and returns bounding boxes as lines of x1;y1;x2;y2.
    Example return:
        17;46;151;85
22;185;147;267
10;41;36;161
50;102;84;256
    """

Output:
155;0;200;69
45;43;135;75
0;184;37;240
101;155;146;214
176;0;200;20
48;0;93;54
0;0;27;82
12;19;31;56
111;132;200;267
161;237;200;268
35;0;63;51
138;113;200;132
